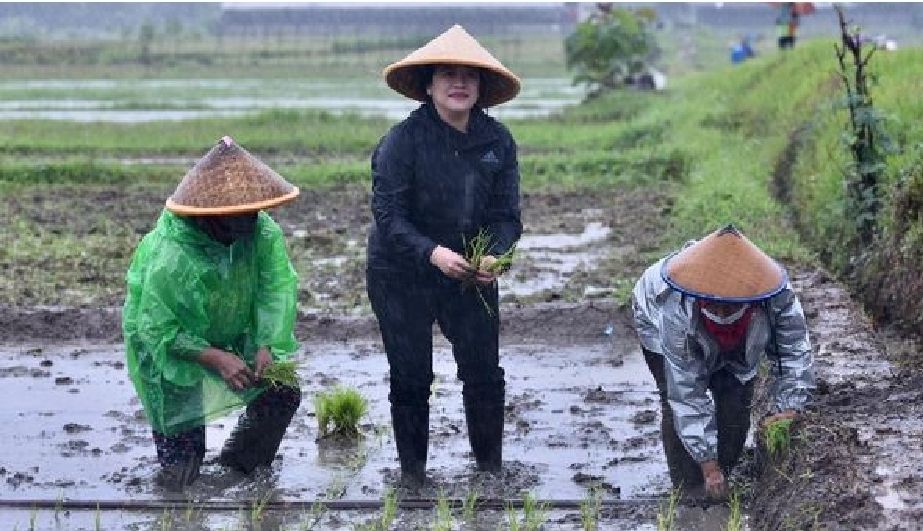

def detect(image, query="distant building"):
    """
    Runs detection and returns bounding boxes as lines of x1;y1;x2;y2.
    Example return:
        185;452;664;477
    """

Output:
218;3;576;38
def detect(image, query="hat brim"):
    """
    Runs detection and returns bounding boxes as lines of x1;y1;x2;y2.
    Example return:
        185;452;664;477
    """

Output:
384;60;521;108
166;188;300;216
659;252;788;303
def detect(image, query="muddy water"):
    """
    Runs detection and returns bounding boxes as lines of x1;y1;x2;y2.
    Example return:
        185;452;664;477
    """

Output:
0;335;682;529
503;222;613;299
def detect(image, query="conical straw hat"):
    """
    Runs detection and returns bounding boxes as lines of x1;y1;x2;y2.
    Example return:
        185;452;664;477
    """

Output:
660;225;787;302
383;24;521;108
166;136;299;216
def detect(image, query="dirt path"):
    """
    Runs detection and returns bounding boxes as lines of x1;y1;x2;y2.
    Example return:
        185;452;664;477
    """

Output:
748;269;923;530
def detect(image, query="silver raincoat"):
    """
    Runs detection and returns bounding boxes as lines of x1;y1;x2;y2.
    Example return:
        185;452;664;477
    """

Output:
632;249;814;463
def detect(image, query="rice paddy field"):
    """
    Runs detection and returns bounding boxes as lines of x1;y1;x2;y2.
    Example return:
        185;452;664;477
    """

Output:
2;12;923;530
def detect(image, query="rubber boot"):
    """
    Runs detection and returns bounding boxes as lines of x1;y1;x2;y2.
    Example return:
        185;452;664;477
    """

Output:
219;385;300;474
390;405;429;487
156;453;203;492
463;396;504;473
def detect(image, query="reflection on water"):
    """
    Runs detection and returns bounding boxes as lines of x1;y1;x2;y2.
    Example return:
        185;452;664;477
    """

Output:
0;77;582;122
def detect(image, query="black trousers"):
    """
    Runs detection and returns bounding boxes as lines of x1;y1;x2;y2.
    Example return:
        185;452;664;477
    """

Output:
367;269;505;407
642;348;753;489
153;384;301;481
368;268;506;476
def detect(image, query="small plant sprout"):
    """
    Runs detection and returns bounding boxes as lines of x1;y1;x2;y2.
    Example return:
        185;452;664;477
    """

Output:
261;360;298;388
95;502;101;531
28;506;37;531
657;486;681;531
763;417;795;460
432;491;453;531
462;489;480;523
580;487;602;531
251;489;274;524
380;488;398;530
314;387;369;439
725;488;743;531
520;492;548;531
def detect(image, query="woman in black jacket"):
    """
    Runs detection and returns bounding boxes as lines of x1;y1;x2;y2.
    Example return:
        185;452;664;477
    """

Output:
367;24;523;487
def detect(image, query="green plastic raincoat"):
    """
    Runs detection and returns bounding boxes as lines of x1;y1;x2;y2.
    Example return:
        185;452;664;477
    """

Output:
123;209;298;436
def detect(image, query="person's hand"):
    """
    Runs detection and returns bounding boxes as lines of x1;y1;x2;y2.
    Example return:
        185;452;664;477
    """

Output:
475;255;499;285
700;459;729;500
254;347;272;379
760;409;798;430
198;348;256;391
430;245;472;280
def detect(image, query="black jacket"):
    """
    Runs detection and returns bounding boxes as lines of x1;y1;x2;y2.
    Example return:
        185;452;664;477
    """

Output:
367;103;522;274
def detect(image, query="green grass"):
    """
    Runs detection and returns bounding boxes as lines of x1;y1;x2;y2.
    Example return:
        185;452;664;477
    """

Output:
763;417;795;460
261;361;298;388
656;486;681;531
313;387;369;439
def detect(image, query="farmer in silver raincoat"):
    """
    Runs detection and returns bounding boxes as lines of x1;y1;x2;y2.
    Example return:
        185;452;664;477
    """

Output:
632;225;814;499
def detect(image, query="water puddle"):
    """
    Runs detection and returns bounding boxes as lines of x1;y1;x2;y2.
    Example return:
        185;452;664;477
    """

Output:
503;222;613;299
0;338;679;528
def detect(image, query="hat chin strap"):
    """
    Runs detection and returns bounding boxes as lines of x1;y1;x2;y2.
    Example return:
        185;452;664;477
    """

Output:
701;304;750;325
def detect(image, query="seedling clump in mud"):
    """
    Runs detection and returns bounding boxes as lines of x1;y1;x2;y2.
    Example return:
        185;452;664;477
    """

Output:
763;417;794;460
314;387;369;439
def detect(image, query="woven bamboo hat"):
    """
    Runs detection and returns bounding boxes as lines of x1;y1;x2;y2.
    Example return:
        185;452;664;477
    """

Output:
660;225;788;302
383;24;521;108
165;136;299;216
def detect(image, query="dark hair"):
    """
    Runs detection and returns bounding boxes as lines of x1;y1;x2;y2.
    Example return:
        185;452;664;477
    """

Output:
416;65;435;96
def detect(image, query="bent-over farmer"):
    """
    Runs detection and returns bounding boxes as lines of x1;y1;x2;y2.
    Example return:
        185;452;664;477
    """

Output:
632;225;815;498
367;25;523;487
123;136;301;490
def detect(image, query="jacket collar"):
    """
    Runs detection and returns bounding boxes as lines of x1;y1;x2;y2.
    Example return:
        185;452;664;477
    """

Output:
412;102;499;149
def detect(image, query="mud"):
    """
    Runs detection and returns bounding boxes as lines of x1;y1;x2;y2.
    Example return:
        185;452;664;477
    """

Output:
3;184;923;529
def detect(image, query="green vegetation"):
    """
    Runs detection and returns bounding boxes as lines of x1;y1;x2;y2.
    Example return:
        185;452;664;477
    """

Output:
763;418;795;460
656;486;681;531
314;387;369;439
261;360;299;388
565;5;658;95
355;488;397;531
580;488;602;531
506;492;548;531
726;489;743;531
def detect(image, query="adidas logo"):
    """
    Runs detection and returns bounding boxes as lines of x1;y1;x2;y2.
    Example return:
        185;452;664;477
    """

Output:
480;150;499;163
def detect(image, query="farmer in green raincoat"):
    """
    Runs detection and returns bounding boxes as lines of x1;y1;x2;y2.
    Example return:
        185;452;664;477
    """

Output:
123;136;302;489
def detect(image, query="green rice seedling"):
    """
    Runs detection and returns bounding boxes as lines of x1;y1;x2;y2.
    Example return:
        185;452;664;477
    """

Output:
520;492;548;531
95;502;101;531
580;487;601;531
432;491;453;531
462;489;479;524
763;418;795;460
314;387;369;439
380;488;398;530
657;487;681;531
251;491;272;524
725;489;743;531
505;503;522;531
261;360;299;388
462;228;516;316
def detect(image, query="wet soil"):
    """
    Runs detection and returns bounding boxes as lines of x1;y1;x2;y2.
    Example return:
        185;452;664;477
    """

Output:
2;184;922;529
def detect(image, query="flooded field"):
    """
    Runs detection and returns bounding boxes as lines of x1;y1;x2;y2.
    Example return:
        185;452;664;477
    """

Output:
0;78;582;122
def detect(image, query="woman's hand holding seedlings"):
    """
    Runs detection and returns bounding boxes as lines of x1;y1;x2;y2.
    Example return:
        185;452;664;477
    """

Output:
198;348;256;391
254;347;272;379
475;255;499;285
430;245;471;280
